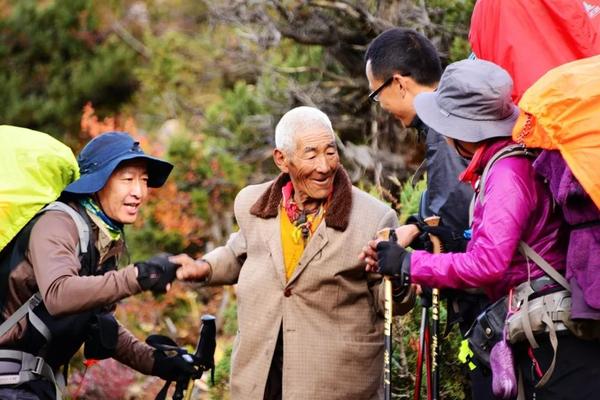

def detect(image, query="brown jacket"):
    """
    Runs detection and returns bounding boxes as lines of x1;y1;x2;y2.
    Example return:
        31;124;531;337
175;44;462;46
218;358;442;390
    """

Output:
203;169;413;400
0;207;154;374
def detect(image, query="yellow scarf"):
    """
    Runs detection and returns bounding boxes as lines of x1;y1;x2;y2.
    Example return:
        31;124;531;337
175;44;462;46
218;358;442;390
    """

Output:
280;204;325;280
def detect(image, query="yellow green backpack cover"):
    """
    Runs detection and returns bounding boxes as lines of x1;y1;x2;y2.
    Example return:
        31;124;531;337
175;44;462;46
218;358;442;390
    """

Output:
0;125;79;251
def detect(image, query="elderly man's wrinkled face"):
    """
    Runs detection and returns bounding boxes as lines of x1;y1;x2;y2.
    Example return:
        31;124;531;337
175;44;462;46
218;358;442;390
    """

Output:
96;159;149;224
278;127;339;203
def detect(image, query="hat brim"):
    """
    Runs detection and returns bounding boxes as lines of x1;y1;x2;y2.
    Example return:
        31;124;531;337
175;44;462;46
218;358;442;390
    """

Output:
63;153;173;194
414;92;520;142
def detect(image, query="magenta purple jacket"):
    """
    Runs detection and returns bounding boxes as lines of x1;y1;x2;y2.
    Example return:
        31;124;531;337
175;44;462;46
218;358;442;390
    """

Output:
410;139;568;301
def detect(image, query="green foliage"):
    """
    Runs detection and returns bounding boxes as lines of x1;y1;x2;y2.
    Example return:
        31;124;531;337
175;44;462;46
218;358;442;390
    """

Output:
425;0;476;62
169;131;250;214
393;306;468;400
125;222;185;261
449;36;472;62
0;0;139;138
130;24;217;122
222;300;238;337
428;0;475;26
398;177;427;223
205;81;270;149
209;344;232;400
203;39;331;157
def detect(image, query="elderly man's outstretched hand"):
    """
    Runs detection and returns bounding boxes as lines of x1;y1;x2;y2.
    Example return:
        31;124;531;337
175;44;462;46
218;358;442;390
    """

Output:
170;254;211;282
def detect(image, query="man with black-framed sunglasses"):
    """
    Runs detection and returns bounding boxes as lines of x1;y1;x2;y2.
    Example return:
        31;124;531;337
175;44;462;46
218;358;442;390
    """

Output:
363;28;494;400
368;76;394;102
365;28;472;231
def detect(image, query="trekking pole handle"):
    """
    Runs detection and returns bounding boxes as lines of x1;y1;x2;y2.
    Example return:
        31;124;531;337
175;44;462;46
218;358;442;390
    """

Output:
182;314;216;400
424;217;442;252
376;228;396;400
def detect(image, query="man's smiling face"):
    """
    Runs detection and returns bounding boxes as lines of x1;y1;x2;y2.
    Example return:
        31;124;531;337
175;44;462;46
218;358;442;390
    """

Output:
283;127;339;203
96;159;148;224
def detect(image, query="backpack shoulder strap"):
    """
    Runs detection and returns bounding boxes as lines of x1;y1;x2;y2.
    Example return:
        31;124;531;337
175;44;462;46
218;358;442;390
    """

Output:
41;202;89;255
469;145;534;225
0;293;47;340
0;202;92;333
477;145;534;205
518;241;570;292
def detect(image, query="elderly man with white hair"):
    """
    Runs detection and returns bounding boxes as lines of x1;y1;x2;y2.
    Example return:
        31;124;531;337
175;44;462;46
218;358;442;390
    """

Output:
173;106;413;400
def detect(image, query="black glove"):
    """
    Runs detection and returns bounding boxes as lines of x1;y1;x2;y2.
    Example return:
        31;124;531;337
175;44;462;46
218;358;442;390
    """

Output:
135;253;178;294
151;349;200;382
420;225;468;253
376;241;411;297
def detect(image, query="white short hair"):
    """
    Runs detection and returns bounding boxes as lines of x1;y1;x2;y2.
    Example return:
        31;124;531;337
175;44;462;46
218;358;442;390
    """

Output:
275;106;334;153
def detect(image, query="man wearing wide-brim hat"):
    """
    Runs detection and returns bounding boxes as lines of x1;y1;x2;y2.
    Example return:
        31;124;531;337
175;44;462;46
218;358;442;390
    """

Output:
0;132;199;399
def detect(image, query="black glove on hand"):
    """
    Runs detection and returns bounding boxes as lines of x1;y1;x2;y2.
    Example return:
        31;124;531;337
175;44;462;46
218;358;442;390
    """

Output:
151;349;200;382
376;241;411;297
136;253;178;294
420;225;468;253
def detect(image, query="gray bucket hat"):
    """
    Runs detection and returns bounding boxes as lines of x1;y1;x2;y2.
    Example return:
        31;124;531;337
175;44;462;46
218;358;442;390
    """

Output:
413;59;519;142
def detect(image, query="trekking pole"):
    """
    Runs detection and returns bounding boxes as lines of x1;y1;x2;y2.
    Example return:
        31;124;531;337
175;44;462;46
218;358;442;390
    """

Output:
424;316;433;400
414;305;428;400
147;315;216;400
384;275;393;400
424;216;442;400
377;228;397;400
182;314;216;400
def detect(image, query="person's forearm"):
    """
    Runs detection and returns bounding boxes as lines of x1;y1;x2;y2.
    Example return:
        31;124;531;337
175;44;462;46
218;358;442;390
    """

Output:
202;246;242;285
113;323;154;375
41;267;141;316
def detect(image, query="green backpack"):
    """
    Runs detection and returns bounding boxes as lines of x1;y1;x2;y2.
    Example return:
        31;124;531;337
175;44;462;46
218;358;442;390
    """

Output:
0;125;93;319
0;125;80;251
0;127;93;396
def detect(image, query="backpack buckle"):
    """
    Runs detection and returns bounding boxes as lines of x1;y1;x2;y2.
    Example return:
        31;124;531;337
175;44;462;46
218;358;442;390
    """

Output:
32;356;45;375
30;293;42;309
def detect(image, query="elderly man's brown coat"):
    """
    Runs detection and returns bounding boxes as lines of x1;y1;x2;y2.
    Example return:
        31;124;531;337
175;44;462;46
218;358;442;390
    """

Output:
203;168;412;399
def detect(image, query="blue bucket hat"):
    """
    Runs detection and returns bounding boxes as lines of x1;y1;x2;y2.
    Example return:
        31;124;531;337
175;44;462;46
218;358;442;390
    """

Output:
63;132;174;194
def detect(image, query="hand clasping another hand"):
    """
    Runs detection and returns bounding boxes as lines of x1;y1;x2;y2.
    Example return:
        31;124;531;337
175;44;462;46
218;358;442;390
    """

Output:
169;254;211;282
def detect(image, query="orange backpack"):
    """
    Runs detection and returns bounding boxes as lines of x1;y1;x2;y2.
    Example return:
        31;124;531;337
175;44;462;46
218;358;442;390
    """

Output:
512;54;600;209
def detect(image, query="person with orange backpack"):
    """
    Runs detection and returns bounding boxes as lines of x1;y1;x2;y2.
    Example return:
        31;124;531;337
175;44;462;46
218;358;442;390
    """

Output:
0;131;198;399
364;59;600;399
512;54;600;329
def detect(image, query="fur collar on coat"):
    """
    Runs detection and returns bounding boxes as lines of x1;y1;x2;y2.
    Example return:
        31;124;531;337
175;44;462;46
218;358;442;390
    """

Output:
249;167;353;231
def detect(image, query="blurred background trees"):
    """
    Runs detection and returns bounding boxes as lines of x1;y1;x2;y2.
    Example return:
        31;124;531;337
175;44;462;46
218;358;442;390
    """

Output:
0;0;475;398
